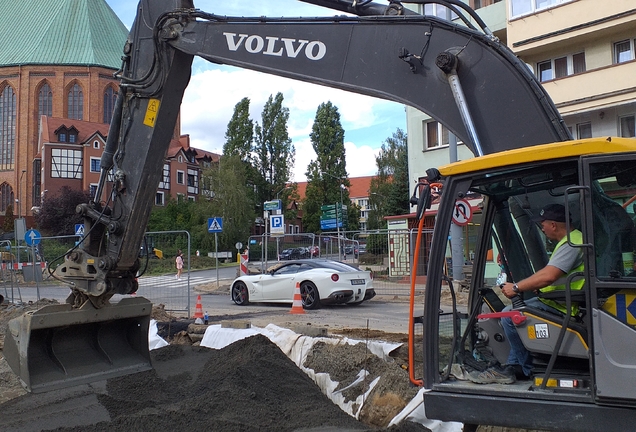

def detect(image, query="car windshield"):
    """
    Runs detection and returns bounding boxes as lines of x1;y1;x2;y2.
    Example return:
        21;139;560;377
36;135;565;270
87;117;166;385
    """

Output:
315;261;359;272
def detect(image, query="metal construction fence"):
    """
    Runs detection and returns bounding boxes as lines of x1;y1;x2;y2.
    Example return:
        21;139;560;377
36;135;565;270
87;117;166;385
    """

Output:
245;228;435;297
2;231;192;316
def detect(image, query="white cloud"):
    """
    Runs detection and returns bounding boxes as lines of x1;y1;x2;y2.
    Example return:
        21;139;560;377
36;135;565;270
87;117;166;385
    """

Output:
181;65;399;181
107;0;405;182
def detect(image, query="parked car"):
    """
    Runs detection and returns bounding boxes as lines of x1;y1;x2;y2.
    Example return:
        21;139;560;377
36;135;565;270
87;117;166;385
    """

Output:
279;247;310;260
230;259;375;309
344;245;359;258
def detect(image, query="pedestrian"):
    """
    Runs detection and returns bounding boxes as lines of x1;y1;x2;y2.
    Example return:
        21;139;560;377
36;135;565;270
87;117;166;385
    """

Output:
175;250;184;280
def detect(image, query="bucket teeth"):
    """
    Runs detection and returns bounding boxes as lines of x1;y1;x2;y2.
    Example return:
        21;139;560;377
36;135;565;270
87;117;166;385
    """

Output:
4;297;153;393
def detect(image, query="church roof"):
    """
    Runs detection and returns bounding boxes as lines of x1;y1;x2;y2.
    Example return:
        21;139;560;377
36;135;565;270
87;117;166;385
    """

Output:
0;0;128;69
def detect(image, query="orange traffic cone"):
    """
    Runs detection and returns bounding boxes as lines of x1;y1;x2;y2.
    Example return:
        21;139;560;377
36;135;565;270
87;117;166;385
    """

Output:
290;282;305;314
193;294;204;319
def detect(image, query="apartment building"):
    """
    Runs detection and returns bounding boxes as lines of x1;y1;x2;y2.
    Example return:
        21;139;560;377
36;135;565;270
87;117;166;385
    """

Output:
403;0;636;265
0;0;220;224
408;0;636;184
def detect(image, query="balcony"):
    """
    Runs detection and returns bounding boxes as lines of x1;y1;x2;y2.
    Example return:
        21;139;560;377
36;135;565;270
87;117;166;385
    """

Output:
508;2;636;55
542;60;636;114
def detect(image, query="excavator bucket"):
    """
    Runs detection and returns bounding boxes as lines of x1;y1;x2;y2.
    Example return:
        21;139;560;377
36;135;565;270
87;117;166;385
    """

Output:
4;297;152;393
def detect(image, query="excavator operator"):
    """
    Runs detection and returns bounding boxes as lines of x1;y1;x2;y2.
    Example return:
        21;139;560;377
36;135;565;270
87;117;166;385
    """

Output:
471;204;585;384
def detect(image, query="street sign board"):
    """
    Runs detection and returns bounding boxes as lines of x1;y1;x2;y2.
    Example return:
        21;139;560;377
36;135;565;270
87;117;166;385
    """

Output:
321;204;336;211
25;229;42;246
270;214;285;235
264;200;281;211
452;199;473;226
320;212;342;220
208;217;223;233
75;224;85;236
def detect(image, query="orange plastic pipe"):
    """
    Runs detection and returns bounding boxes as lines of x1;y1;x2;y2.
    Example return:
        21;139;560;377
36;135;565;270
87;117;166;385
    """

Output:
408;212;426;386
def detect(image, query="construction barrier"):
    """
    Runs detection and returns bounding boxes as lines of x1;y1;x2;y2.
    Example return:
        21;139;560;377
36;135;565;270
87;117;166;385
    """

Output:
240;253;249;276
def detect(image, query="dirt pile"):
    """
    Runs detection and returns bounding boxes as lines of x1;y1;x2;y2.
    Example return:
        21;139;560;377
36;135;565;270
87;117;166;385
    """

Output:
0;334;429;431
305;340;420;428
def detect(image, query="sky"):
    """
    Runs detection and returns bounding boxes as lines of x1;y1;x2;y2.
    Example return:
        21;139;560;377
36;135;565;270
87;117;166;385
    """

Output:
104;0;406;182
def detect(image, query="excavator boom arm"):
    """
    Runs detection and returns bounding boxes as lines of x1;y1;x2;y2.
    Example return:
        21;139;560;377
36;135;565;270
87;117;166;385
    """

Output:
6;0;572;394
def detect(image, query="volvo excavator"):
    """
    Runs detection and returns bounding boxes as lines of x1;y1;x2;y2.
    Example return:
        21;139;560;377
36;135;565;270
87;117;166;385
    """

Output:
4;0;636;429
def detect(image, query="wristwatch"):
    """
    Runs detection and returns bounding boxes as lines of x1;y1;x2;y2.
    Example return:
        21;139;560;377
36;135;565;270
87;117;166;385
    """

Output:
512;283;520;293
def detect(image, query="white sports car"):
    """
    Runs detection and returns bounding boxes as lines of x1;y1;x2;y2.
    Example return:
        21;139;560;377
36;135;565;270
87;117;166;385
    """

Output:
230;259;375;309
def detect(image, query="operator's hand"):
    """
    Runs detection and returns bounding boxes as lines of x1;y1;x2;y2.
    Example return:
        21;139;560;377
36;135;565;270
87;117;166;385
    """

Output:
500;282;515;299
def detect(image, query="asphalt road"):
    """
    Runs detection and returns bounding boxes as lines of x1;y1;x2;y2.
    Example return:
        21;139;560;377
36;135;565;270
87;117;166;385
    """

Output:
2;268;417;334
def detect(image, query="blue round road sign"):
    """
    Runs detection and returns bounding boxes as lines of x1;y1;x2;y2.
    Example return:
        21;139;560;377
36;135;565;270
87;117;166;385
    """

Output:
25;229;42;246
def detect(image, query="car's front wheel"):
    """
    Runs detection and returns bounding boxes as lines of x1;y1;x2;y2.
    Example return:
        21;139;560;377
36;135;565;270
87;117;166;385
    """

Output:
300;281;321;310
231;281;249;305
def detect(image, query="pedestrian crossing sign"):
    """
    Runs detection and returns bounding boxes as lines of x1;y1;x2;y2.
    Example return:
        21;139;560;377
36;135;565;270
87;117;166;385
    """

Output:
75;224;85;236
208;217;223;233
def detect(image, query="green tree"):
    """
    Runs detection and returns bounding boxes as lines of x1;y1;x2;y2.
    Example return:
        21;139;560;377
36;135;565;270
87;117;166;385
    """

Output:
368;128;410;230
303;101;357;233
223;97;259;213
254;93;295;206
35;187;91;236
205;154;255;251
223;97;254;162
2;203;14;233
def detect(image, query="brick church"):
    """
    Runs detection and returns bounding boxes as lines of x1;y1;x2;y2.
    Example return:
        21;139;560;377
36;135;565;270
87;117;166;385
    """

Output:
0;0;218;227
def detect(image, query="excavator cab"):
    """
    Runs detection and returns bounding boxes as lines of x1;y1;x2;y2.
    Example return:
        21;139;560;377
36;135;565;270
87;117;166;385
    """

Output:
421;138;636;430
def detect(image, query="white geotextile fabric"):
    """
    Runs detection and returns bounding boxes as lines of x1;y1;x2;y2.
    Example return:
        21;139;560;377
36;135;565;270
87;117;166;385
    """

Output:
148;319;169;350
389;388;462;432
197;323;461;431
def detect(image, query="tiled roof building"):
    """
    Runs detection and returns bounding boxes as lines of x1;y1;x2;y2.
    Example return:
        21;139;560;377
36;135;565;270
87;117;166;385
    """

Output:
0;0;218;223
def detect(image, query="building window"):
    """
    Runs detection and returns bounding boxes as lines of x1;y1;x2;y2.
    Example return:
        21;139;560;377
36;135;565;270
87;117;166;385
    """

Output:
67;83;83;120
90;157;101;172
536;53;585;82
38;83;53;118
177;170;185;184
89;184;98;199
51;148;83;179
33;159;41;206
158;164;170;189
178;155;183;163
69;133;76;143
0;85;16;170
155;192;165;206
614;39;635;64
103;86;117;124
573;52;586;74
425;121;449;149
576;122;592;139
0;182;14;213
188;196;195;202
58;133;66;142
187;169;199;194
93;140;100;149
471;0;502;10
510;0;574;19
620;115;635;138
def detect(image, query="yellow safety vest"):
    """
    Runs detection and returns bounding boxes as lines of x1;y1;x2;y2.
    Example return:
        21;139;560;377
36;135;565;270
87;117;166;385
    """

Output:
539;229;585;316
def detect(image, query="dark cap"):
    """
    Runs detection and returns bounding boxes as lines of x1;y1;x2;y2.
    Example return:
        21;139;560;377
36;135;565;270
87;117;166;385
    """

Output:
532;204;567;223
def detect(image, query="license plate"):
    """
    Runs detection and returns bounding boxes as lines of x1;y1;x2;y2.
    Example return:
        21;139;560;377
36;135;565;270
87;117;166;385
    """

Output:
350;279;365;285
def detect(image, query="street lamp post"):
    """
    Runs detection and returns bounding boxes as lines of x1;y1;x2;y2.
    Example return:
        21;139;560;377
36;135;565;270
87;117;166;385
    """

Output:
321;171;347;261
370;192;386;229
273;186;292;261
18;169;26;219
